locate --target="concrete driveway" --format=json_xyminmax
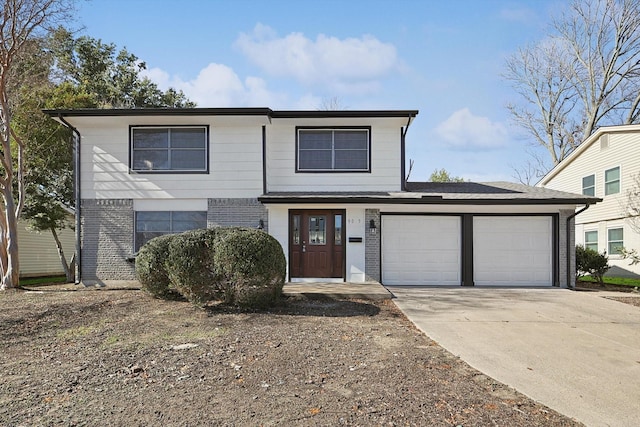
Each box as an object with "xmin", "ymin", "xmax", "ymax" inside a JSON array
[{"xmin": 388, "ymin": 287, "xmax": 640, "ymax": 427}]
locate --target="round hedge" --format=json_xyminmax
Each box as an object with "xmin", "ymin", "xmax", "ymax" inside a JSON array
[
  {"xmin": 164, "ymin": 228, "xmax": 221, "ymax": 306},
  {"xmin": 135, "ymin": 226, "xmax": 286, "ymax": 308},
  {"xmin": 136, "ymin": 233, "xmax": 176, "ymax": 298},
  {"xmin": 214, "ymin": 227, "xmax": 286, "ymax": 308}
]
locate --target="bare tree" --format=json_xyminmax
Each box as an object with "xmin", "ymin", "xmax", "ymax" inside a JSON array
[
  {"xmin": 511, "ymin": 151, "xmax": 550, "ymax": 185},
  {"xmin": 505, "ymin": 38, "xmax": 579, "ymax": 166},
  {"xmin": 317, "ymin": 96, "xmax": 348, "ymax": 111},
  {"xmin": 621, "ymin": 172, "xmax": 640, "ymax": 264},
  {"xmin": 506, "ymin": 0, "xmax": 640, "ymax": 172},
  {"xmin": 0, "ymin": 0, "xmax": 74, "ymax": 290},
  {"xmin": 555, "ymin": 0, "xmax": 640, "ymax": 136}
]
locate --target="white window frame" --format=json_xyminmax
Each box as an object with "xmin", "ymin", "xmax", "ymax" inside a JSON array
[
  {"xmin": 130, "ymin": 126, "xmax": 209, "ymax": 173},
  {"xmin": 604, "ymin": 166, "xmax": 620, "ymax": 196},
  {"xmin": 296, "ymin": 127, "xmax": 371, "ymax": 172},
  {"xmin": 582, "ymin": 174, "xmax": 595, "ymax": 196},
  {"xmin": 584, "ymin": 230, "xmax": 598, "ymax": 252},
  {"xmin": 607, "ymin": 227, "xmax": 624, "ymax": 256}
]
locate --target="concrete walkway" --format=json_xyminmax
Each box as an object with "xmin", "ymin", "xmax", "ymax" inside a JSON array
[
  {"xmin": 283, "ymin": 282, "xmax": 392, "ymax": 300},
  {"xmin": 388, "ymin": 287, "xmax": 640, "ymax": 427}
]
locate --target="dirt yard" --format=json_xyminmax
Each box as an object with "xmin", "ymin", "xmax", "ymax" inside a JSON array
[{"xmin": 0, "ymin": 288, "xmax": 586, "ymax": 426}]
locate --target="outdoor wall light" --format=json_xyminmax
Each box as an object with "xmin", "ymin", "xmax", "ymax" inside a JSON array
[
  {"xmin": 369, "ymin": 219, "xmax": 377, "ymax": 235},
  {"xmin": 257, "ymin": 219, "xmax": 264, "ymax": 230}
]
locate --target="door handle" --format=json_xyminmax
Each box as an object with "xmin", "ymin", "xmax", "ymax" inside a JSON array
[{"xmin": 302, "ymin": 245, "xmax": 306, "ymax": 253}]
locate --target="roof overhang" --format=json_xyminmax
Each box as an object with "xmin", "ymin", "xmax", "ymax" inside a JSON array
[{"xmin": 258, "ymin": 192, "xmax": 600, "ymax": 206}]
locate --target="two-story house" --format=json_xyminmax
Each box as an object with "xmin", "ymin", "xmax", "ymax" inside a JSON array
[
  {"xmin": 539, "ymin": 124, "xmax": 640, "ymax": 277},
  {"xmin": 45, "ymin": 108, "xmax": 597, "ymax": 288}
]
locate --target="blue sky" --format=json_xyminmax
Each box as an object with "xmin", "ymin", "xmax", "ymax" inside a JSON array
[{"xmin": 77, "ymin": 0, "xmax": 563, "ymax": 182}]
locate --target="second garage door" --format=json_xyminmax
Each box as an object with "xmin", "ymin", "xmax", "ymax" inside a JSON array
[
  {"xmin": 382, "ymin": 216, "xmax": 461, "ymax": 286},
  {"xmin": 473, "ymin": 216, "xmax": 553, "ymax": 286}
]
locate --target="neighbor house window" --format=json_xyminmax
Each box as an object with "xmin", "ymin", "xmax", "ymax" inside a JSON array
[
  {"xmin": 604, "ymin": 166, "xmax": 620, "ymax": 195},
  {"xmin": 297, "ymin": 128, "xmax": 370, "ymax": 172},
  {"xmin": 135, "ymin": 211, "xmax": 207, "ymax": 251},
  {"xmin": 131, "ymin": 126, "xmax": 208, "ymax": 172},
  {"xmin": 607, "ymin": 227, "xmax": 624, "ymax": 255},
  {"xmin": 584, "ymin": 230, "xmax": 598, "ymax": 252},
  {"xmin": 582, "ymin": 174, "xmax": 595, "ymax": 196}
]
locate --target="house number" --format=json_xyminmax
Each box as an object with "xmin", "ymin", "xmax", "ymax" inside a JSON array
[{"xmin": 348, "ymin": 219, "xmax": 362, "ymax": 224}]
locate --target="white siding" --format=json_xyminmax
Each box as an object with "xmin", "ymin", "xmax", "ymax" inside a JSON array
[
  {"xmin": 266, "ymin": 118, "xmax": 403, "ymax": 192},
  {"xmin": 576, "ymin": 220, "xmax": 640, "ymax": 276},
  {"xmin": 543, "ymin": 129, "xmax": 640, "ymax": 277},
  {"xmin": 543, "ymin": 131, "xmax": 640, "ymax": 225},
  {"xmin": 19, "ymin": 220, "xmax": 75, "ymax": 277},
  {"xmin": 70, "ymin": 116, "xmax": 265, "ymax": 200}
]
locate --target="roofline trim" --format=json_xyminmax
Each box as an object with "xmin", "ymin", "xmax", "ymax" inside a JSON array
[
  {"xmin": 257, "ymin": 195, "xmax": 600, "ymax": 206},
  {"xmin": 43, "ymin": 108, "xmax": 419, "ymax": 119},
  {"xmin": 42, "ymin": 108, "xmax": 274, "ymax": 117}
]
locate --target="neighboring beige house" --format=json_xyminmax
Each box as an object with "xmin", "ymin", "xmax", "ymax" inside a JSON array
[
  {"xmin": 45, "ymin": 108, "xmax": 596, "ymax": 288},
  {"xmin": 539, "ymin": 124, "xmax": 640, "ymax": 277},
  {"xmin": 18, "ymin": 220, "xmax": 75, "ymax": 278}
]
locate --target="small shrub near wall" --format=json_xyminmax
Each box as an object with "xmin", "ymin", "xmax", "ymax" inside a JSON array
[
  {"xmin": 214, "ymin": 227, "xmax": 286, "ymax": 308},
  {"xmin": 576, "ymin": 245, "xmax": 610, "ymax": 284},
  {"xmin": 136, "ymin": 234, "xmax": 176, "ymax": 298}
]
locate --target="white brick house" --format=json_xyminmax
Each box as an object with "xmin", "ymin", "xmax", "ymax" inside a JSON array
[
  {"xmin": 46, "ymin": 108, "xmax": 598, "ymax": 288},
  {"xmin": 539, "ymin": 124, "xmax": 640, "ymax": 277}
]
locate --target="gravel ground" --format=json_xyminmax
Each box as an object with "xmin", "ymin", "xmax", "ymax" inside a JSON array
[{"xmin": 0, "ymin": 289, "xmax": 584, "ymax": 426}]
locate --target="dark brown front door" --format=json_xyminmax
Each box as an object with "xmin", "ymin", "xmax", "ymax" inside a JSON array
[{"xmin": 290, "ymin": 210, "xmax": 345, "ymax": 278}]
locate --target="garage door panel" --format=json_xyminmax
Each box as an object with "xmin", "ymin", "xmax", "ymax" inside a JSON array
[
  {"xmin": 474, "ymin": 217, "xmax": 552, "ymax": 287},
  {"xmin": 382, "ymin": 216, "xmax": 461, "ymax": 286}
]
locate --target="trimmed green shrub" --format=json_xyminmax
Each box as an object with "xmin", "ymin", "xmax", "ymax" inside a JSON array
[
  {"xmin": 576, "ymin": 245, "xmax": 610, "ymax": 284},
  {"xmin": 214, "ymin": 227, "xmax": 286, "ymax": 308},
  {"xmin": 165, "ymin": 228, "xmax": 221, "ymax": 306},
  {"xmin": 136, "ymin": 234, "xmax": 176, "ymax": 298}
]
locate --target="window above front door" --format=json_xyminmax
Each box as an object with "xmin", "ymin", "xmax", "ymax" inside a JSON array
[{"xmin": 296, "ymin": 127, "xmax": 371, "ymax": 172}]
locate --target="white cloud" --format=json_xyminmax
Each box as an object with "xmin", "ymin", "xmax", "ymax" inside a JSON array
[
  {"xmin": 142, "ymin": 63, "xmax": 288, "ymax": 107},
  {"xmin": 234, "ymin": 23, "xmax": 399, "ymax": 94},
  {"xmin": 435, "ymin": 108, "xmax": 508, "ymax": 151}
]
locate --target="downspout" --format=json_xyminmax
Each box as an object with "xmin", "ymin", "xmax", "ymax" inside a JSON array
[
  {"xmin": 566, "ymin": 204, "xmax": 591, "ymax": 289},
  {"xmin": 58, "ymin": 115, "xmax": 82, "ymax": 285},
  {"xmin": 262, "ymin": 125, "xmax": 267, "ymax": 195},
  {"xmin": 400, "ymin": 115, "xmax": 413, "ymax": 191}
]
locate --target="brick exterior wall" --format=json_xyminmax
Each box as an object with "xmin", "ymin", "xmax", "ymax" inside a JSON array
[
  {"xmin": 559, "ymin": 209, "xmax": 576, "ymax": 288},
  {"xmin": 207, "ymin": 198, "xmax": 268, "ymax": 230},
  {"xmin": 80, "ymin": 198, "xmax": 268, "ymax": 282},
  {"xmin": 365, "ymin": 209, "xmax": 381, "ymax": 282},
  {"xmin": 81, "ymin": 199, "xmax": 136, "ymax": 282}
]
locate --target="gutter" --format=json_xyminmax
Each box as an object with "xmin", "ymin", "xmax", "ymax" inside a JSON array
[
  {"xmin": 57, "ymin": 115, "xmax": 82, "ymax": 285},
  {"xmin": 400, "ymin": 114, "xmax": 414, "ymax": 191},
  {"xmin": 566, "ymin": 204, "xmax": 591, "ymax": 289}
]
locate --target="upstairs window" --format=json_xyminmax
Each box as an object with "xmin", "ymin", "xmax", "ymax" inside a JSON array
[
  {"xmin": 582, "ymin": 174, "xmax": 595, "ymax": 196},
  {"xmin": 131, "ymin": 126, "xmax": 208, "ymax": 172},
  {"xmin": 604, "ymin": 166, "xmax": 620, "ymax": 195},
  {"xmin": 135, "ymin": 211, "xmax": 207, "ymax": 251},
  {"xmin": 297, "ymin": 128, "xmax": 370, "ymax": 172}
]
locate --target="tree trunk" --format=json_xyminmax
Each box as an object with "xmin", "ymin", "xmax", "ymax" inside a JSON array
[
  {"xmin": 1, "ymin": 189, "xmax": 20, "ymax": 290},
  {"xmin": 50, "ymin": 226, "xmax": 74, "ymax": 283}
]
